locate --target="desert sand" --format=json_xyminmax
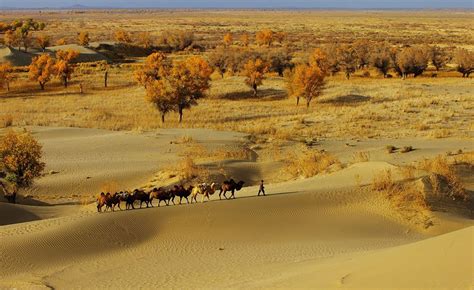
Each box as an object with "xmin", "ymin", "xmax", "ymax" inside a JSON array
[{"xmin": 0, "ymin": 127, "xmax": 472, "ymax": 289}]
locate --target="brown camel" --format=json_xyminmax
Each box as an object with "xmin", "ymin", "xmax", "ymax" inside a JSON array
[
  {"xmin": 133, "ymin": 189, "xmax": 151, "ymax": 208},
  {"xmin": 219, "ymin": 179, "xmax": 245, "ymax": 200},
  {"xmin": 171, "ymin": 185, "xmax": 193, "ymax": 204},
  {"xmin": 97, "ymin": 192, "xmax": 107, "ymax": 212},
  {"xmin": 149, "ymin": 187, "xmax": 175, "ymax": 207},
  {"xmin": 105, "ymin": 192, "xmax": 123, "ymax": 212}
]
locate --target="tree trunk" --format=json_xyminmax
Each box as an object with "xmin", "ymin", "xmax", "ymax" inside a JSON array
[
  {"xmin": 161, "ymin": 113, "xmax": 165, "ymax": 123},
  {"xmin": 252, "ymin": 84, "xmax": 258, "ymax": 97},
  {"xmin": 178, "ymin": 107, "xmax": 183, "ymax": 123},
  {"xmin": 306, "ymin": 100, "xmax": 310, "ymax": 108},
  {"xmin": 39, "ymin": 82, "xmax": 45, "ymax": 90},
  {"xmin": 296, "ymin": 96, "xmax": 300, "ymax": 106},
  {"xmin": 104, "ymin": 71, "xmax": 108, "ymax": 87},
  {"xmin": 6, "ymin": 81, "xmax": 9, "ymax": 92},
  {"xmin": 63, "ymin": 77, "xmax": 68, "ymax": 88}
]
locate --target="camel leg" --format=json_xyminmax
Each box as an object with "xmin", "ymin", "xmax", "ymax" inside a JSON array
[
  {"xmin": 179, "ymin": 197, "xmax": 183, "ymax": 204},
  {"xmin": 186, "ymin": 197, "xmax": 189, "ymax": 204},
  {"xmin": 231, "ymin": 189, "xmax": 235, "ymax": 199},
  {"xmin": 219, "ymin": 190, "xmax": 223, "ymax": 200},
  {"xmin": 223, "ymin": 191, "xmax": 227, "ymax": 199}
]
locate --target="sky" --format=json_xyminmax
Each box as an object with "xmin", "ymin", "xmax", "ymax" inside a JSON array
[{"xmin": 0, "ymin": 0, "xmax": 472, "ymax": 9}]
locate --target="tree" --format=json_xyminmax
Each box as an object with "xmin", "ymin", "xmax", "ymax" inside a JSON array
[
  {"xmin": 337, "ymin": 44, "xmax": 358, "ymax": 79},
  {"xmin": 4, "ymin": 30, "xmax": 19, "ymax": 49},
  {"xmin": 243, "ymin": 58, "xmax": 267, "ymax": 97},
  {"xmin": 145, "ymin": 79, "xmax": 175, "ymax": 123},
  {"xmin": 0, "ymin": 62, "xmax": 14, "ymax": 92},
  {"xmin": 159, "ymin": 30, "xmax": 194, "ymax": 51},
  {"xmin": 16, "ymin": 19, "xmax": 45, "ymax": 52},
  {"xmin": 322, "ymin": 44, "xmax": 340, "ymax": 76},
  {"xmin": 134, "ymin": 52, "xmax": 169, "ymax": 87},
  {"xmin": 136, "ymin": 53, "xmax": 213, "ymax": 122},
  {"xmin": 223, "ymin": 33, "xmax": 233, "ymax": 47},
  {"xmin": 396, "ymin": 46, "xmax": 430, "ymax": 79},
  {"xmin": 208, "ymin": 47, "xmax": 230, "ymax": 78},
  {"xmin": 309, "ymin": 48, "xmax": 329, "ymax": 75},
  {"xmin": 265, "ymin": 49, "xmax": 293, "ymax": 77},
  {"xmin": 429, "ymin": 45, "xmax": 448, "ymax": 71},
  {"xmin": 78, "ymin": 31, "xmax": 90, "ymax": 46},
  {"xmin": 54, "ymin": 49, "xmax": 79, "ymax": 88},
  {"xmin": 28, "ymin": 54, "xmax": 55, "ymax": 90},
  {"xmin": 171, "ymin": 56, "xmax": 213, "ymax": 122},
  {"xmin": 455, "ymin": 48, "xmax": 474, "ymax": 78},
  {"xmin": 240, "ymin": 33, "xmax": 250, "ymax": 47},
  {"xmin": 36, "ymin": 34, "xmax": 50, "ymax": 52},
  {"xmin": 370, "ymin": 42, "xmax": 392, "ymax": 78},
  {"xmin": 353, "ymin": 39, "xmax": 372, "ymax": 69},
  {"xmin": 256, "ymin": 29, "xmax": 274, "ymax": 47},
  {"xmin": 288, "ymin": 62, "xmax": 326, "ymax": 108},
  {"xmin": 114, "ymin": 29, "xmax": 132, "ymax": 44},
  {"xmin": 0, "ymin": 130, "xmax": 45, "ymax": 190}
]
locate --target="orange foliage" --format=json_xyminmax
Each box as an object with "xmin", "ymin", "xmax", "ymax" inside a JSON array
[
  {"xmin": 36, "ymin": 34, "xmax": 50, "ymax": 51},
  {"xmin": 256, "ymin": 29, "xmax": 274, "ymax": 46},
  {"xmin": 78, "ymin": 31, "xmax": 90, "ymax": 46},
  {"xmin": 0, "ymin": 62, "xmax": 14, "ymax": 91},
  {"xmin": 0, "ymin": 130, "xmax": 45, "ymax": 187},
  {"xmin": 54, "ymin": 49, "xmax": 79, "ymax": 88},
  {"xmin": 28, "ymin": 54, "xmax": 55, "ymax": 90},
  {"xmin": 243, "ymin": 58, "xmax": 268, "ymax": 97},
  {"xmin": 223, "ymin": 33, "xmax": 233, "ymax": 47}
]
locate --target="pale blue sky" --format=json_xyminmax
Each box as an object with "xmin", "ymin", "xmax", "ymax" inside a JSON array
[{"xmin": 0, "ymin": 0, "xmax": 472, "ymax": 9}]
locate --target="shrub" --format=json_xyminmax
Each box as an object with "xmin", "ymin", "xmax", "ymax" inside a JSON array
[
  {"xmin": 386, "ymin": 145, "xmax": 397, "ymax": 154},
  {"xmin": 286, "ymin": 150, "xmax": 341, "ymax": 178}
]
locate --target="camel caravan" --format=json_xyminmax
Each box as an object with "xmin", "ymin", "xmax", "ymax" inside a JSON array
[{"xmin": 97, "ymin": 179, "xmax": 245, "ymax": 212}]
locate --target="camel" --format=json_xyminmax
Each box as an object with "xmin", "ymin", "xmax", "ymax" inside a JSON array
[
  {"xmin": 191, "ymin": 182, "xmax": 218, "ymax": 203},
  {"xmin": 219, "ymin": 179, "xmax": 245, "ymax": 200},
  {"xmin": 124, "ymin": 191, "xmax": 136, "ymax": 210},
  {"xmin": 133, "ymin": 189, "xmax": 150, "ymax": 208},
  {"xmin": 171, "ymin": 185, "xmax": 193, "ymax": 204},
  {"xmin": 97, "ymin": 192, "xmax": 107, "ymax": 212},
  {"xmin": 105, "ymin": 192, "xmax": 123, "ymax": 212},
  {"xmin": 149, "ymin": 187, "xmax": 175, "ymax": 207},
  {"xmin": 0, "ymin": 180, "xmax": 17, "ymax": 204}
]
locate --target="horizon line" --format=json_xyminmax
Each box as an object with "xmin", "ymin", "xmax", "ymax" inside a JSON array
[{"xmin": 1, "ymin": 6, "xmax": 473, "ymax": 11}]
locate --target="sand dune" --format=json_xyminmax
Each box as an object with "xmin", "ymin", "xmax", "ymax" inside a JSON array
[
  {"xmin": 0, "ymin": 127, "xmax": 472, "ymax": 289},
  {"xmin": 1, "ymin": 166, "xmax": 472, "ymax": 288}
]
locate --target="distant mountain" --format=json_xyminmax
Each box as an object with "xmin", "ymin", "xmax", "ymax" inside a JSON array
[{"xmin": 66, "ymin": 4, "xmax": 91, "ymax": 9}]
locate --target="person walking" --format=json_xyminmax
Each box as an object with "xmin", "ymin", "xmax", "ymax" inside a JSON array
[{"xmin": 258, "ymin": 180, "xmax": 265, "ymax": 196}]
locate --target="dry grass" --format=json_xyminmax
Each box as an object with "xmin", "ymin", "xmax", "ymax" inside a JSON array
[
  {"xmin": 352, "ymin": 151, "xmax": 370, "ymax": 163},
  {"xmin": 285, "ymin": 149, "xmax": 341, "ymax": 178},
  {"xmin": 416, "ymin": 155, "xmax": 467, "ymax": 200},
  {"xmin": 161, "ymin": 156, "xmax": 210, "ymax": 184},
  {"xmin": 0, "ymin": 114, "xmax": 13, "ymax": 128},
  {"xmin": 372, "ymin": 169, "xmax": 432, "ymax": 227}
]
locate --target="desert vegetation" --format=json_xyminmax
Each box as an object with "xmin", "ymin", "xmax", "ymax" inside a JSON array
[{"xmin": 0, "ymin": 130, "xmax": 45, "ymax": 203}]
